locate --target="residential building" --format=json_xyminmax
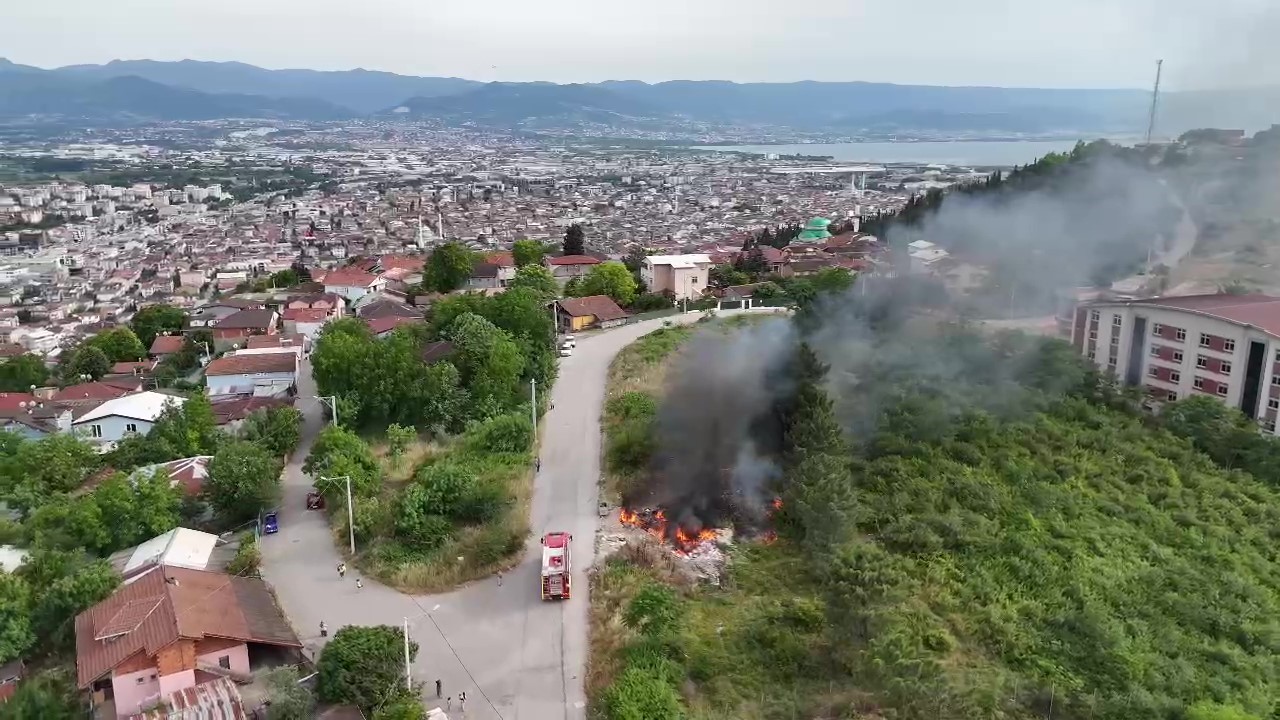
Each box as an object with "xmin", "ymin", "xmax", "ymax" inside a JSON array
[
  {"xmin": 210, "ymin": 309, "xmax": 278, "ymax": 342},
  {"xmin": 1072, "ymin": 293, "xmax": 1280, "ymax": 433},
  {"xmin": 72, "ymin": 391, "xmax": 185, "ymax": 449},
  {"xmin": 204, "ymin": 352, "xmax": 298, "ymax": 397},
  {"xmin": 556, "ymin": 295, "xmax": 631, "ymax": 332},
  {"xmin": 107, "ymin": 527, "xmax": 221, "ymax": 583},
  {"xmin": 148, "ymin": 335, "xmax": 185, "ymax": 359},
  {"xmin": 74, "ymin": 565, "xmax": 301, "ymax": 718},
  {"xmin": 906, "ymin": 240, "xmax": 949, "ymax": 274},
  {"xmin": 322, "ymin": 267, "xmax": 385, "ymax": 303},
  {"xmin": 641, "ymin": 254, "xmax": 713, "ymax": 301},
  {"xmin": 546, "ymin": 255, "xmax": 601, "ymax": 284}
]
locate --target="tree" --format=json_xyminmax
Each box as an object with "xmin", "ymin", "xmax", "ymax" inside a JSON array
[
  {"xmin": 444, "ymin": 313, "xmax": 526, "ymax": 414},
  {"xmin": 708, "ymin": 264, "xmax": 749, "ymax": 289},
  {"xmin": 386, "ymin": 423, "xmax": 415, "ymax": 463},
  {"xmin": 512, "ymin": 238, "xmax": 546, "ymax": 267},
  {"xmin": 0, "ymin": 572, "xmax": 33, "ymax": 663},
  {"xmin": 579, "ymin": 261, "xmax": 638, "ymax": 306},
  {"xmin": 65, "ymin": 345, "xmax": 110, "ymax": 381},
  {"xmin": 811, "ymin": 267, "xmax": 855, "ymax": 295},
  {"xmin": 0, "ymin": 354, "xmax": 48, "ymax": 391},
  {"xmin": 26, "ymin": 557, "xmax": 119, "ymax": 653},
  {"xmin": 130, "ymin": 304, "xmax": 187, "ymax": 349},
  {"xmin": 206, "ymin": 440, "xmax": 282, "ymax": 524},
  {"xmin": 305, "ymin": 426, "xmax": 381, "ymax": 497},
  {"xmin": 0, "ymin": 669, "xmax": 82, "ymax": 720},
  {"xmin": 259, "ymin": 667, "xmax": 315, "ymax": 720},
  {"xmin": 270, "ymin": 268, "xmax": 300, "ymax": 288},
  {"xmin": 23, "ymin": 497, "xmax": 108, "ymax": 553},
  {"xmin": 317, "ymin": 625, "xmax": 419, "ymax": 712},
  {"xmin": 240, "ymin": 406, "xmax": 303, "ymax": 458},
  {"xmin": 562, "ymin": 223, "xmax": 586, "ymax": 256},
  {"xmin": 147, "ymin": 392, "xmax": 220, "ymax": 460},
  {"xmin": 84, "ymin": 327, "xmax": 146, "ymax": 363},
  {"xmin": 0, "ymin": 433, "xmax": 98, "ymax": 516},
  {"xmin": 374, "ymin": 699, "xmax": 427, "ymax": 720},
  {"xmin": 621, "ymin": 246, "xmax": 647, "ymax": 274},
  {"xmin": 423, "ymin": 242, "xmax": 475, "ymax": 293},
  {"xmin": 91, "ymin": 470, "xmax": 182, "ymax": 552},
  {"xmin": 509, "ymin": 264, "xmax": 559, "ymax": 299}
]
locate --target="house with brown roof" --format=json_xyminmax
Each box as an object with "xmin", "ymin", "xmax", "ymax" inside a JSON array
[
  {"xmin": 546, "ymin": 255, "xmax": 601, "ymax": 284},
  {"xmin": 75, "ymin": 565, "xmax": 300, "ymax": 719},
  {"xmin": 556, "ymin": 295, "xmax": 631, "ymax": 332},
  {"xmin": 210, "ymin": 309, "xmax": 278, "ymax": 342},
  {"xmin": 323, "ymin": 267, "xmax": 385, "ymax": 303},
  {"xmin": 204, "ymin": 352, "xmax": 298, "ymax": 398},
  {"xmin": 148, "ymin": 335, "xmax": 186, "ymax": 359}
]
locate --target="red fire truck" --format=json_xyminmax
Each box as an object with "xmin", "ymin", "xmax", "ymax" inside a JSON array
[{"xmin": 540, "ymin": 532, "xmax": 572, "ymax": 600}]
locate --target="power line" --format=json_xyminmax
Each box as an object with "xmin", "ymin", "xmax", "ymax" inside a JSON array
[{"xmin": 410, "ymin": 597, "xmax": 507, "ymax": 720}]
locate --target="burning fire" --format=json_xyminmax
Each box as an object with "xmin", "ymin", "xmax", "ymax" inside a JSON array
[{"xmin": 619, "ymin": 507, "xmax": 717, "ymax": 553}]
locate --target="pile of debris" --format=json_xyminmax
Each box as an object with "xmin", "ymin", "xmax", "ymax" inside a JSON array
[{"xmin": 597, "ymin": 508, "xmax": 734, "ymax": 585}]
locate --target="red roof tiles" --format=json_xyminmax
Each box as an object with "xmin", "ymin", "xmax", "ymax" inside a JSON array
[
  {"xmin": 548, "ymin": 255, "xmax": 601, "ymax": 266},
  {"xmin": 205, "ymin": 353, "xmax": 297, "ymax": 377},
  {"xmin": 149, "ymin": 335, "xmax": 186, "ymax": 356},
  {"xmin": 557, "ymin": 295, "xmax": 630, "ymax": 322}
]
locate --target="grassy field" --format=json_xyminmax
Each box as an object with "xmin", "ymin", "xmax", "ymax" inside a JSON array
[{"xmin": 345, "ymin": 421, "xmax": 533, "ymax": 594}]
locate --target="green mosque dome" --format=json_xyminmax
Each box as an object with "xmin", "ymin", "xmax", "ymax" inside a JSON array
[{"xmin": 795, "ymin": 216, "xmax": 833, "ymax": 242}]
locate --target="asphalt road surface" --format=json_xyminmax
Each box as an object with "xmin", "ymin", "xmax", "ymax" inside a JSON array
[{"xmin": 260, "ymin": 308, "xmax": 784, "ymax": 719}]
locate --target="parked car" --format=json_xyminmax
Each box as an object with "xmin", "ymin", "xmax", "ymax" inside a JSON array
[
  {"xmin": 562, "ymin": 335, "xmax": 576, "ymax": 348},
  {"xmin": 558, "ymin": 346, "xmax": 573, "ymax": 357},
  {"xmin": 263, "ymin": 511, "xmax": 279, "ymax": 534}
]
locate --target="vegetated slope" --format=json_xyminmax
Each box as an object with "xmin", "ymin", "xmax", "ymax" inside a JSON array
[
  {"xmin": 594, "ymin": 317, "xmax": 1280, "ymax": 720},
  {"xmin": 0, "ymin": 64, "xmax": 350, "ymax": 121},
  {"xmin": 52, "ymin": 59, "xmax": 480, "ymax": 114},
  {"xmin": 390, "ymin": 82, "xmax": 664, "ymax": 125}
]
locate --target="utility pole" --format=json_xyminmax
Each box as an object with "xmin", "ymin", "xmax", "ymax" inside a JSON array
[
  {"xmin": 321, "ymin": 475, "xmax": 355, "ymax": 555},
  {"xmin": 1145, "ymin": 59, "xmax": 1164, "ymax": 145},
  {"xmin": 531, "ymin": 378, "xmax": 537, "ymax": 436},
  {"xmin": 402, "ymin": 617, "xmax": 412, "ymax": 692},
  {"xmin": 314, "ymin": 395, "xmax": 338, "ymax": 428}
]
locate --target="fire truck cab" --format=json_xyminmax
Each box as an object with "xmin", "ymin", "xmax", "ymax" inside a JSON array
[{"xmin": 540, "ymin": 532, "xmax": 573, "ymax": 600}]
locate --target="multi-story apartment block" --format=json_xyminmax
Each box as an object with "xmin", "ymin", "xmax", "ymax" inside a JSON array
[{"xmin": 1070, "ymin": 294, "xmax": 1280, "ymax": 434}]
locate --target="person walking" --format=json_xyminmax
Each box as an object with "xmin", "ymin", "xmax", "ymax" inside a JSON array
[
  {"xmin": 355, "ymin": 578, "xmax": 363, "ymax": 590},
  {"xmin": 497, "ymin": 571, "xmax": 503, "ymax": 587},
  {"xmin": 446, "ymin": 697, "xmax": 452, "ymax": 711},
  {"xmin": 337, "ymin": 562, "xmax": 346, "ymax": 578},
  {"xmin": 435, "ymin": 678, "xmax": 442, "ymax": 698},
  {"xmin": 459, "ymin": 691, "xmax": 467, "ymax": 713},
  {"xmin": 535, "ymin": 457, "xmax": 541, "ymax": 472},
  {"xmin": 319, "ymin": 621, "xmax": 328, "ymax": 638}
]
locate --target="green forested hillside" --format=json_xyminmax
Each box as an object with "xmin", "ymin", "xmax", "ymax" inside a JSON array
[{"xmin": 593, "ymin": 324, "xmax": 1280, "ymax": 720}]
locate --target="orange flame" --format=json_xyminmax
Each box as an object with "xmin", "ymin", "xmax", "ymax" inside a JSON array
[
  {"xmin": 618, "ymin": 507, "xmax": 716, "ymax": 553},
  {"xmin": 772, "ymin": 497, "xmax": 784, "ymax": 511}
]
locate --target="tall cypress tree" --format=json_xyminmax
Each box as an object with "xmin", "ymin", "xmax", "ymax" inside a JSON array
[{"xmin": 562, "ymin": 224, "xmax": 586, "ymax": 256}]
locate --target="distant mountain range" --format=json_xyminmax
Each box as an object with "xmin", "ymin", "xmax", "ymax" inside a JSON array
[{"xmin": 0, "ymin": 58, "xmax": 1276, "ymax": 136}]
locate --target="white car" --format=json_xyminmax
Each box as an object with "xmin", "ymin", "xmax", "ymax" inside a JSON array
[
  {"xmin": 559, "ymin": 346, "xmax": 573, "ymax": 357},
  {"xmin": 562, "ymin": 335, "xmax": 576, "ymax": 348}
]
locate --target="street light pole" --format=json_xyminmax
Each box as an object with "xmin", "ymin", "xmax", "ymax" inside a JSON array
[
  {"xmin": 402, "ymin": 617, "xmax": 413, "ymax": 692},
  {"xmin": 321, "ymin": 475, "xmax": 355, "ymax": 555},
  {"xmin": 530, "ymin": 378, "xmax": 537, "ymax": 437}
]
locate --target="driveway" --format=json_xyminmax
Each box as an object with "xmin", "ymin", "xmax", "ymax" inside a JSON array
[{"xmin": 260, "ymin": 308, "xmax": 784, "ymax": 719}]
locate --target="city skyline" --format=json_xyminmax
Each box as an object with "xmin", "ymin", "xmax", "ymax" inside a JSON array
[{"xmin": 6, "ymin": 0, "xmax": 1278, "ymax": 91}]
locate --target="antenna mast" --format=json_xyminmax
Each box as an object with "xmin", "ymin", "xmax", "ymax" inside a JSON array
[{"xmin": 1145, "ymin": 59, "xmax": 1164, "ymax": 145}]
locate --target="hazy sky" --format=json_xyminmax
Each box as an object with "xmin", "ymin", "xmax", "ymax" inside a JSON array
[{"xmin": 5, "ymin": 0, "xmax": 1277, "ymax": 89}]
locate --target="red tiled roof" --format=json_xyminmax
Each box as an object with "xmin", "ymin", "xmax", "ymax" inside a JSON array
[
  {"xmin": 246, "ymin": 334, "xmax": 306, "ymax": 350},
  {"xmin": 484, "ymin": 251, "xmax": 515, "ymax": 267},
  {"xmin": 367, "ymin": 315, "xmax": 422, "ymax": 335},
  {"xmin": 215, "ymin": 309, "xmax": 276, "ymax": 330},
  {"xmin": 205, "ymin": 353, "xmax": 297, "ymax": 377},
  {"xmin": 1096, "ymin": 293, "xmax": 1280, "ymax": 338},
  {"xmin": 282, "ymin": 308, "xmax": 329, "ymax": 323},
  {"xmin": 0, "ymin": 392, "xmax": 36, "ymax": 413},
  {"xmin": 0, "ymin": 343, "xmax": 28, "ymax": 358},
  {"xmin": 379, "ymin": 255, "xmax": 426, "ymax": 272},
  {"xmin": 51, "ymin": 381, "xmax": 137, "ymax": 403},
  {"xmin": 323, "ymin": 267, "xmax": 378, "ymax": 287},
  {"xmin": 110, "ymin": 361, "xmax": 157, "ymax": 375},
  {"xmin": 210, "ymin": 396, "xmax": 294, "ymax": 426},
  {"xmin": 75, "ymin": 566, "xmax": 300, "ymax": 687},
  {"xmin": 548, "ymin": 255, "xmax": 601, "ymax": 266},
  {"xmin": 557, "ymin": 295, "xmax": 631, "ymax": 322},
  {"xmin": 149, "ymin": 335, "xmax": 185, "ymax": 355}
]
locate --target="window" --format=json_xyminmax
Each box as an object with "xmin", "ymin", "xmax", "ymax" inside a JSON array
[
  {"xmin": 1090, "ymin": 310, "xmax": 1100, "ymax": 322},
  {"xmin": 1173, "ymin": 351, "xmax": 1183, "ymax": 363},
  {"xmin": 1151, "ymin": 322, "xmax": 1162, "ymax": 335},
  {"xmin": 1170, "ymin": 371, "xmax": 1181, "ymax": 383},
  {"xmin": 1197, "ymin": 356, "xmax": 1208, "ymax": 369},
  {"xmin": 1176, "ymin": 328, "xmax": 1186, "ymax": 341},
  {"xmin": 218, "ymin": 656, "xmax": 231, "ymax": 670},
  {"xmin": 1224, "ymin": 339, "xmax": 1236, "ymax": 353},
  {"xmin": 1217, "ymin": 384, "xmax": 1229, "ymax": 397},
  {"xmin": 125, "ymin": 423, "xmax": 138, "ymax": 434},
  {"xmin": 1110, "ymin": 335, "xmax": 1120, "ymax": 346},
  {"xmin": 1108, "ymin": 357, "xmax": 1117, "ymax": 367},
  {"xmin": 1087, "ymin": 350, "xmax": 1096, "ymax": 360},
  {"xmin": 136, "ymin": 677, "xmax": 146, "ymax": 685},
  {"xmin": 1147, "ymin": 366, "xmax": 1159, "ymax": 378},
  {"xmin": 1273, "ymin": 375, "xmax": 1280, "ymax": 386},
  {"xmin": 1089, "ymin": 330, "xmax": 1098, "ymax": 340},
  {"xmin": 1150, "ymin": 345, "xmax": 1161, "ymax": 357},
  {"xmin": 89, "ymin": 425, "xmax": 102, "ymax": 439},
  {"xmin": 1265, "ymin": 419, "xmax": 1277, "ymax": 433},
  {"xmin": 1167, "ymin": 391, "xmax": 1178, "ymax": 402},
  {"xmin": 1194, "ymin": 377, "xmax": 1205, "ymax": 390},
  {"xmin": 1220, "ymin": 361, "xmax": 1232, "ymax": 374},
  {"xmin": 1268, "ymin": 398, "xmax": 1279, "ymax": 410},
  {"xmin": 1113, "ymin": 315, "xmax": 1123, "ymax": 327},
  {"xmin": 1199, "ymin": 333, "xmax": 1211, "ymax": 348}
]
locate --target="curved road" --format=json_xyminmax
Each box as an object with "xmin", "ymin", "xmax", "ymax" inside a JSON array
[{"xmin": 260, "ymin": 308, "xmax": 783, "ymax": 718}]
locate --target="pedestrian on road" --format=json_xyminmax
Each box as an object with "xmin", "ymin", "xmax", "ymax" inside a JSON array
[
  {"xmin": 355, "ymin": 578, "xmax": 363, "ymax": 590},
  {"xmin": 446, "ymin": 697, "xmax": 452, "ymax": 711},
  {"xmin": 435, "ymin": 678, "xmax": 442, "ymax": 698},
  {"xmin": 319, "ymin": 621, "xmax": 327, "ymax": 638},
  {"xmin": 460, "ymin": 691, "xmax": 467, "ymax": 712},
  {"xmin": 535, "ymin": 457, "xmax": 541, "ymax": 472},
  {"xmin": 337, "ymin": 562, "xmax": 346, "ymax": 578},
  {"xmin": 497, "ymin": 571, "xmax": 503, "ymax": 587}
]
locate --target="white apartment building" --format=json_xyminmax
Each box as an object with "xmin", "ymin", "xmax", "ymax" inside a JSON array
[
  {"xmin": 641, "ymin": 254, "xmax": 713, "ymax": 301},
  {"xmin": 1071, "ymin": 294, "xmax": 1280, "ymax": 434}
]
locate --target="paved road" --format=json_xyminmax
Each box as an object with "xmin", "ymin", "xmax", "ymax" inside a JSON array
[{"xmin": 260, "ymin": 309, "xmax": 782, "ymax": 719}]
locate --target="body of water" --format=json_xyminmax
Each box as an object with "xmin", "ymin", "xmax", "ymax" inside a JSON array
[{"xmin": 693, "ymin": 140, "xmax": 1102, "ymax": 167}]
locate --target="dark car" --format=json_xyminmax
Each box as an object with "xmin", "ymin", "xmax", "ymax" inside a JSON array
[{"xmin": 263, "ymin": 511, "xmax": 279, "ymax": 534}]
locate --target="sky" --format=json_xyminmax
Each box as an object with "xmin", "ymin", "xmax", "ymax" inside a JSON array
[{"xmin": 5, "ymin": 0, "xmax": 1278, "ymax": 90}]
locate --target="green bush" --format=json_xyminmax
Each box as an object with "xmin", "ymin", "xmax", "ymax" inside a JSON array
[
  {"xmin": 394, "ymin": 509, "xmax": 453, "ymax": 550},
  {"xmin": 459, "ymin": 524, "xmax": 524, "ymax": 566},
  {"xmin": 465, "ymin": 412, "xmax": 533, "ymax": 454},
  {"xmin": 601, "ymin": 667, "xmax": 685, "ymax": 720},
  {"xmin": 226, "ymin": 537, "xmax": 261, "ymax": 577},
  {"xmin": 606, "ymin": 420, "xmax": 655, "ymax": 474},
  {"xmin": 408, "ymin": 463, "xmax": 478, "ymax": 518},
  {"xmin": 606, "ymin": 392, "xmax": 656, "ymax": 423},
  {"xmin": 454, "ymin": 478, "xmax": 510, "ymax": 524}
]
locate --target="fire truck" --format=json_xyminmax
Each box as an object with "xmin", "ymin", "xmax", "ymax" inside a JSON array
[{"xmin": 540, "ymin": 532, "xmax": 573, "ymax": 600}]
